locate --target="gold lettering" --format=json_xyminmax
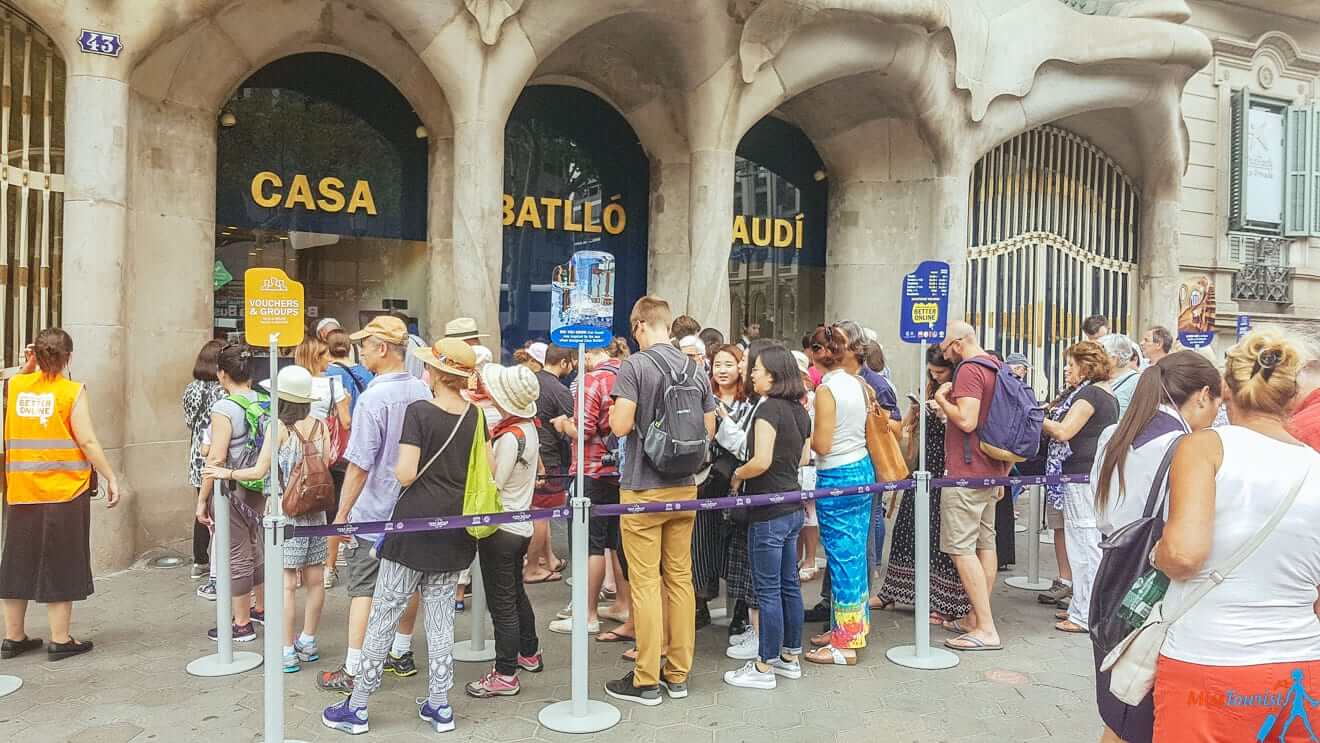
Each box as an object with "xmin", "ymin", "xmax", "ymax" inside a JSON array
[
  {"xmin": 795, "ymin": 213, "xmax": 804, "ymax": 249},
  {"xmin": 502, "ymin": 194, "xmax": 515, "ymax": 226},
  {"xmin": 316, "ymin": 177, "xmax": 347, "ymax": 212},
  {"xmin": 539, "ymin": 197, "xmax": 562, "ymax": 229},
  {"xmin": 515, "ymin": 196, "xmax": 542, "ymax": 229},
  {"xmin": 732, "ymin": 215, "xmax": 750, "ymax": 245},
  {"xmin": 347, "ymin": 180, "xmax": 378, "ymax": 215},
  {"xmin": 285, "ymin": 174, "xmax": 317, "ymax": 211},
  {"xmin": 773, "ymin": 219, "xmax": 793, "ymax": 248},
  {"xmin": 251, "ymin": 171, "xmax": 282, "ymax": 208},
  {"xmin": 563, "ymin": 199, "xmax": 583, "ymax": 232},
  {"xmin": 603, "ymin": 198, "xmax": 626, "ymax": 235},
  {"xmin": 751, "ymin": 217, "xmax": 772, "ymax": 247},
  {"xmin": 583, "ymin": 200, "xmax": 602, "ymax": 234}
]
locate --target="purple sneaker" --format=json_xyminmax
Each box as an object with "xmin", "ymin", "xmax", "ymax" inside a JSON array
[
  {"xmin": 249, "ymin": 609, "xmax": 265, "ymax": 626},
  {"xmin": 322, "ymin": 699, "xmax": 369, "ymax": 735},
  {"xmin": 417, "ymin": 698, "xmax": 456, "ymax": 733},
  {"xmin": 208, "ymin": 623, "xmax": 256, "ymax": 643}
]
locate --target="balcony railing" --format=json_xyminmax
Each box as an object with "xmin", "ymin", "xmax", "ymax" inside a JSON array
[{"xmin": 1232, "ymin": 264, "xmax": 1294, "ymax": 304}]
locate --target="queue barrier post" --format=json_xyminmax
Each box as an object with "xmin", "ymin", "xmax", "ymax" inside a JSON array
[
  {"xmin": 187, "ymin": 480, "xmax": 263, "ymax": 677},
  {"xmin": 1006, "ymin": 484, "xmax": 1052, "ymax": 591},
  {"xmin": 885, "ymin": 471, "xmax": 959, "ymax": 670},
  {"xmin": 453, "ymin": 556, "xmax": 496, "ymax": 663},
  {"xmin": 0, "ymin": 674, "xmax": 19, "ymax": 697}
]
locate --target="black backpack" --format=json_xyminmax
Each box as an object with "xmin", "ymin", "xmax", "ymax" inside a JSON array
[{"xmin": 638, "ymin": 350, "xmax": 709, "ymax": 477}]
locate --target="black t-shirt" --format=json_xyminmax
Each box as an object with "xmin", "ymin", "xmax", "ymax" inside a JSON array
[
  {"xmin": 746, "ymin": 397, "xmax": 811, "ymax": 523},
  {"xmin": 535, "ymin": 371, "xmax": 573, "ymax": 472},
  {"xmin": 378, "ymin": 401, "xmax": 480, "ymax": 574},
  {"xmin": 1064, "ymin": 385, "xmax": 1119, "ymax": 475}
]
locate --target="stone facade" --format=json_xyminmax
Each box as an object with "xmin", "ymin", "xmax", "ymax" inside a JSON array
[{"xmin": 3, "ymin": 0, "xmax": 1229, "ymax": 569}]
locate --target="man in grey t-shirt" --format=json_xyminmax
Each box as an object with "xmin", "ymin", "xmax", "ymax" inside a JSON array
[{"xmin": 604, "ymin": 297, "xmax": 715, "ymax": 706}]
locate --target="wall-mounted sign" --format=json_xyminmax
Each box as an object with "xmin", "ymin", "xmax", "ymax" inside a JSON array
[
  {"xmin": 900, "ymin": 260, "xmax": 951, "ymax": 344},
  {"xmin": 1177, "ymin": 275, "xmax": 1216, "ymax": 349},
  {"xmin": 78, "ymin": 30, "xmax": 122, "ymax": 57},
  {"xmin": 245, "ymin": 268, "xmax": 305, "ymax": 347},
  {"xmin": 549, "ymin": 251, "xmax": 615, "ymax": 348},
  {"xmin": 250, "ymin": 172, "xmax": 377, "ymax": 215},
  {"xmin": 502, "ymin": 194, "xmax": 626, "ymax": 235},
  {"xmin": 731, "ymin": 214, "xmax": 804, "ymax": 250}
]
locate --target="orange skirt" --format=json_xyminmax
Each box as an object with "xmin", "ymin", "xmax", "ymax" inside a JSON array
[{"xmin": 1154, "ymin": 655, "xmax": 1320, "ymax": 742}]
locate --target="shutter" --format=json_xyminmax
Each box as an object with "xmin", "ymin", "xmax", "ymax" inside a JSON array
[
  {"xmin": 1229, "ymin": 88, "xmax": 1250, "ymax": 231},
  {"xmin": 1285, "ymin": 104, "xmax": 1311, "ymax": 236},
  {"xmin": 1312, "ymin": 101, "xmax": 1320, "ymax": 238}
]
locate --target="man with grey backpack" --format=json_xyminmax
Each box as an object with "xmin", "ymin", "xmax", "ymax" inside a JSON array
[{"xmin": 605, "ymin": 296, "xmax": 716, "ymax": 707}]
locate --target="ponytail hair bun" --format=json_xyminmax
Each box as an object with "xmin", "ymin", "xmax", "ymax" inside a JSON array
[
  {"xmin": 1225, "ymin": 330, "xmax": 1306, "ymax": 417},
  {"xmin": 32, "ymin": 328, "xmax": 72, "ymax": 377}
]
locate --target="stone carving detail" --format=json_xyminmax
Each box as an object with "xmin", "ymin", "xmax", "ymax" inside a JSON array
[
  {"xmin": 465, "ymin": 0, "xmax": 525, "ymax": 46},
  {"xmin": 1057, "ymin": 0, "xmax": 1191, "ymax": 22}
]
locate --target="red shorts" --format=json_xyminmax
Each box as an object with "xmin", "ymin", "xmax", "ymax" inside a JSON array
[{"xmin": 532, "ymin": 478, "xmax": 567, "ymax": 509}]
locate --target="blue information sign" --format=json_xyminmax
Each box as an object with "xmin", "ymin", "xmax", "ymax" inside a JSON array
[
  {"xmin": 549, "ymin": 250, "xmax": 615, "ymax": 349},
  {"xmin": 78, "ymin": 30, "xmax": 123, "ymax": 58},
  {"xmin": 1236, "ymin": 314, "xmax": 1252, "ymax": 341},
  {"xmin": 900, "ymin": 260, "xmax": 951, "ymax": 344}
]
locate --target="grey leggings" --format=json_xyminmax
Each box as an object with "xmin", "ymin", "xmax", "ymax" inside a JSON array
[{"xmin": 349, "ymin": 559, "xmax": 460, "ymax": 711}]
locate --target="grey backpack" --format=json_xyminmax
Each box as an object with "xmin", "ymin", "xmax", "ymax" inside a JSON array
[{"xmin": 639, "ymin": 350, "xmax": 708, "ymax": 477}]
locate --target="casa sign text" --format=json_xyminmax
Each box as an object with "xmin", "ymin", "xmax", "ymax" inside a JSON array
[{"xmin": 249, "ymin": 172, "xmax": 378, "ymax": 215}]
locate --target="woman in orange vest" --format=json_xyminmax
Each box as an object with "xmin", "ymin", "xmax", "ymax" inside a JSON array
[{"xmin": 0, "ymin": 329, "xmax": 120, "ymax": 661}]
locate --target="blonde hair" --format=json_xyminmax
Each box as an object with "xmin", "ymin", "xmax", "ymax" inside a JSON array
[
  {"xmin": 1224, "ymin": 329, "xmax": 1306, "ymax": 417},
  {"xmin": 629, "ymin": 296, "xmax": 672, "ymax": 332},
  {"xmin": 294, "ymin": 336, "xmax": 329, "ymax": 373}
]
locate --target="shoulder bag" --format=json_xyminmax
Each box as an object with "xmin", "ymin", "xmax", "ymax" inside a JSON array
[
  {"xmin": 855, "ymin": 375, "xmax": 909, "ymax": 484},
  {"xmin": 378, "ymin": 404, "xmax": 472, "ymax": 555},
  {"xmin": 463, "ymin": 406, "xmax": 503, "ymax": 539},
  {"xmin": 1102, "ymin": 461, "xmax": 1314, "ymax": 705}
]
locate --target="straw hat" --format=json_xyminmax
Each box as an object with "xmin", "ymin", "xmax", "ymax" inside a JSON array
[
  {"xmin": 350, "ymin": 315, "xmax": 409, "ymax": 345},
  {"xmin": 481, "ymin": 363, "xmax": 540, "ymax": 418},
  {"xmin": 443, "ymin": 317, "xmax": 489, "ymax": 341},
  {"xmin": 261, "ymin": 364, "xmax": 319, "ymax": 404},
  {"xmin": 415, "ymin": 338, "xmax": 477, "ymax": 378}
]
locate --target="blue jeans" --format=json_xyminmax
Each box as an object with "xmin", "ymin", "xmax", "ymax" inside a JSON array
[{"xmin": 749, "ymin": 509, "xmax": 805, "ymax": 662}]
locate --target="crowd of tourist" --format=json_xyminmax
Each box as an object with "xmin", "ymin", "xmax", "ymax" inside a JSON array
[{"xmin": 3, "ymin": 299, "xmax": 1319, "ymax": 743}]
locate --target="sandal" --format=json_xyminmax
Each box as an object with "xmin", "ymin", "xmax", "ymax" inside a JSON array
[
  {"xmin": 523, "ymin": 571, "xmax": 563, "ymax": 585},
  {"xmin": 942, "ymin": 618, "xmax": 973, "ymax": 635},
  {"xmin": 929, "ymin": 612, "xmax": 949, "ymax": 626},
  {"xmin": 945, "ymin": 633, "xmax": 1002, "ymax": 652},
  {"xmin": 805, "ymin": 646, "xmax": 857, "ymax": 666},
  {"xmin": 1054, "ymin": 610, "xmax": 1069, "ymax": 621},
  {"xmin": 622, "ymin": 647, "xmax": 638, "ymax": 662},
  {"xmin": 1055, "ymin": 619, "xmax": 1087, "ymax": 634},
  {"xmin": 596, "ymin": 630, "xmax": 635, "ymax": 643},
  {"xmin": 869, "ymin": 597, "xmax": 894, "ymax": 611},
  {"xmin": 809, "ymin": 630, "xmax": 834, "ymax": 647}
]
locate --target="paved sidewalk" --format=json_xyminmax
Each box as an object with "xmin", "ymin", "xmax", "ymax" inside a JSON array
[{"xmin": 0, "ymin": 524, "xmax": 1099, "ymax": 742}]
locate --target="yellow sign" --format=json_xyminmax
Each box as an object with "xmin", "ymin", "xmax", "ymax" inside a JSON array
[
  {"xmin": 250, "ymin": 172, "xmax": 378, "ymax": 215},
  {"xmin": 244, "ymin": 268, "xmax": 305, "ymax": 347},
  {"xmin": 731, "ymin": 214, "xmax": 804, "ymax": 250},
  {"xmin": 502, "ymin": 194, "xmax": 626, "ymax": 235}
]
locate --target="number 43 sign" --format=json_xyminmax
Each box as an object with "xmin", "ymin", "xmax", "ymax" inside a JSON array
[{"xmin": 78, "ymin": 30, "xmax": 122, "ymax": 58}]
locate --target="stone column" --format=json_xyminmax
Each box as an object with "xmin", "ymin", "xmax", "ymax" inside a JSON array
[
  {"xmin": 686, "ymin": 149, "xmax": 735, "ymax": 330},
  {"xmin": 646, "ymin": 157, "xmax": 692, "ymax": 311},
  {"xmin": 1137, "ymin": 181, "xmax": 1182, "ymax": 337},
  {"xmin": 449, "ymin": 119, "xmax": 506, "ymax": 350},
  {"xmin": 426, "ymin": 129, "xmax": 457, "ymax": 340},
  {"xmin": 63, "ymin": 72, "xmax": 134, "ymax": 569}
]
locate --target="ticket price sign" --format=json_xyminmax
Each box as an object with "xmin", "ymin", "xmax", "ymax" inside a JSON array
[
  {"xmin": 900, "ymin": 260, "xmax": 951, "ymax": 344},
  {"xmin": 244, "ymin": 268, "xmax": 305, "ymax": 348}
]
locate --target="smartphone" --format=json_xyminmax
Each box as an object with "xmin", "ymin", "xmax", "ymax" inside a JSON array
[{"xmin": 906, "ymin": 394, "xmax": 922, "ymax": 406}]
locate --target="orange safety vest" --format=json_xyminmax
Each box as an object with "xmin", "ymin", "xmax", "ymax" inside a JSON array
[{"xmin": 4, "ymin": 372, "xmax": 92, "ymax": 504}]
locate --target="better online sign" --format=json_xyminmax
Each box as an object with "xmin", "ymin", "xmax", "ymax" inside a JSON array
[{"xmin": 245, "ymin": 268, "xmax": 305, "ymax": 347}]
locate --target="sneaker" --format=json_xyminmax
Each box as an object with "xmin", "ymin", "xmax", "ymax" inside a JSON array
[
  {"xmin": 549, "ymin": 617, "xmax": 600, "ymax": 635},
  {"xmin": 726, "ymin": 632, "xmax": 759, "ymax": 661},
  {"xmin": 322, "ymin": 699, "xmax": 369, "ymax": 735},
  {"xmin": 191, "ymin": 563, "xmax": 209, "ymax": 579},
  {"xmin": 317, "ymin": 666, "xmax": 356, "ymax": 695},
  {"xmin": 555, "ymin": 603, "xmax": 573, "ymax": 620},
  {"xmin": 249, "ymin": 609, "xmax": 265, "ymax": 626},
  {"xmin": 336, "ymin": 550, "xmax": 349, "ymax": 568},
  {"xmin": 323, "ymin": 568, "xmax": 339, "ymax": 590},
  {"xmin": 455, "ymin": 600, "xmax": 466, "ymax": 613},
  {"xmin": 295, "ymin": 638, "xmax": 320, "ymax": 663},
  {"xmin": 728, "ymin": 627, "xmax": 753, "ymax": 647},
  {"xmin": 659, "ymin": 677, "xmax": 688, "ymax": 699},
  {"xmin": 517, "ymin": 652, "xmax": 544, "ymax": 673},
  {"xmin": 466, "ymin": 669, "xmax": 521, "ymax": 698},
  {"xmin": 724, "ymin": 660, "xmax": 776, "ymax": 690},
  {"xmin": 767, "ymin": 656, "xmax": 802, "ymax": 679},
  {"xmin": 417, "ymin": 698, "xmax": 456, "ymax": 733},
  {"xmin": 208, "ymin": 623, "xmax": 257, "ymax": 643},
  {"xmin": 385, "ymin": 651, "xmax": 418, "ymax": 678},
  {"xmin": 604, "ymin": 671, "xmax": 662, "ymax": 707},
  {"xmin": 283, "ymin": 648, "xmax": 301, "ymax": 674},
  {"xmin": 196, "ymin": 581, "xmax": 217, "ymax": 601},
  {"xmin": 1037, "ymin": 579, "xmax": 1073, "ymax": 605}
]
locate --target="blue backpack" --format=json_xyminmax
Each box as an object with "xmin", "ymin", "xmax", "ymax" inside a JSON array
[{"xmin": 956, "ymin": 357, "xmax": 1043, "ymax": 464}]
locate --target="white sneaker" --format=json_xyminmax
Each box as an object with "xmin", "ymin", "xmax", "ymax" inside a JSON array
[
  {"xmin": 549, "ymin": 617, "xmax": 600, "ymax": 635},
  {"xmin": 726, "ymin": 632, "xmax": 759, "ymax": 660},
  {"xmin": 556, "ymin": 604, "xmax": 573, "ymax": 620},
  {"xmin": 767, "ymin": 656, "xmax": 802, "ymax": 679},
  {"xmin": 728, "ymin": 628, "xmax": 753, "ymax": 647},
  {"xmin": 723, "ymin": 660, "xmax": 775, "ymax": 690}
]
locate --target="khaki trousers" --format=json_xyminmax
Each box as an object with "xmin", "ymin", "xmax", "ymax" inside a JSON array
[{"xmin": 620, "ymin": 485, "xmax": 697, "ymax": 687}]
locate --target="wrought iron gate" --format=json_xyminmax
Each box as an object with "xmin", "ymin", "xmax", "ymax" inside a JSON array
[
  {"xmin": 0, "ymin": 6, "xmax": 63, "ymax": 367},
  {"xmin": 967, "ymin": 125, "xmax": 1138, "ymax": 394}
]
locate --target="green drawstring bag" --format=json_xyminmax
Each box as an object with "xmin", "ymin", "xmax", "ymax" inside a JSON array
[{"xmin": 464, "ymin": 407, "xmax": 501, "ymax": 539}]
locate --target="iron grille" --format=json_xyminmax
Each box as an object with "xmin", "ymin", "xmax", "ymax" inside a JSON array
[{"xmin": 1233, "ymin": 264, "xmax": 1294, "ymax": 303}]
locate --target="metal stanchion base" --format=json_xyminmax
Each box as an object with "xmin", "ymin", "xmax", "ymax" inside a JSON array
[
  {"xmin": 186, "ymin": 651, "xmax": 263, "ymax": 677},
  {"xmin": 1040, "ymin": 531, "xmax": 1055, "ymax": 545},
  {"xmin": 0, "ymin": 674, "xmax": 21, "ymax": 697},
  {"xmin": 1005, "ymin": 576, "xmax": 1054, "ymax": 591},
  {"xmin": 886, "ymin": 645, "xmax": 960, "ymax": 670},
  {"xmin": 452, "ymin": 641, "xmax": 496, "ymax": 663},
  {"xmin": 538, "ymin": 699, "xmax": 621, "ymax": 734},
  {"xmin": 255, "ymin": 738, "xmax": 310, "ymax": 743}
]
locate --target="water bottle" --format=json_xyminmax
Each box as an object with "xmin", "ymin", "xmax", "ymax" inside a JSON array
[{"xmin": 1118, "ymin": 569, "xmax": 1170, "ymax": 629}]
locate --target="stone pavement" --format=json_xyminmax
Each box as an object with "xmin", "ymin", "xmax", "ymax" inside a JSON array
[{"xmin": 0, "ymin": 523, "xmax": 1100, "ymax": 742}]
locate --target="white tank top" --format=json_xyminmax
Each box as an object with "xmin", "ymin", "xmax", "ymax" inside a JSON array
[
  {"xmin": 817, "ymin": 369, "xmax": 868, "ymax": 471},
  {"xmin": 1161, "ymin": 425, "xmax": 1320, "ymax": 666}
]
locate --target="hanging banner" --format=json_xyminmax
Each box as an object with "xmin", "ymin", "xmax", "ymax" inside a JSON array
[
  {"xmin": 245, "ymin": 268, "xmax": 305, "ymax": 347},
  {"xmin": 900, "ymin": 260, "xmax": 951, "ymax": 344},
  {"xmin": 1177, "ymin": 276, "xmax": 1216, "ymax": 349},
  {"xmin": 549, "ymin": 251, "xmax": 615, "ymax": 348}
]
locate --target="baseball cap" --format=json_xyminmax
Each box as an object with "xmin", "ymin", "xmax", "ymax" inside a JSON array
[{"xmin": 349, "ymin": 315, "xmax": 409, "ymax": 345}]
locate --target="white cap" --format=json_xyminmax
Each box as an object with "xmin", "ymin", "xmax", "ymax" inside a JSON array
[
  {"xmin": 527, "ymin": 342, "xmax": 548, "ymax": 366},
  {"xmin": 678, "ymin": 335, "xmax": 706, "ymax": 357}
]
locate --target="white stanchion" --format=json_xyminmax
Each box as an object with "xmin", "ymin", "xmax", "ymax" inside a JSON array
[
  {"xmin": 887, "ymin": 337, "xmax": 959, "ymax": 670},
  {"xmin": 539, "ymin": 341, "xmax": 620, "ymax": 734},
  {"xmin": 1006, "ymin": 484, "xmax": 1052, "ymax": 591},
  {"xmin": 0, "ymin": 675, "xmax": 20, "ymax": 697},
  {"xmin": 453, "ymin": 556, "xmax": 496, "ymax": 663},
  {"xmin": 187, "ymin": 480, "xmax": 263, "ymax": 677}
]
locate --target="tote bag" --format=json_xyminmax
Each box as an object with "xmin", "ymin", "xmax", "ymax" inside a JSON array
[
  {"xmin": 856, "ymin": 376, "xmax": 909, "ymax": 483},
  {"xmin": 463, "ymin": 407, "xmax": 502, "ymax": 539}
]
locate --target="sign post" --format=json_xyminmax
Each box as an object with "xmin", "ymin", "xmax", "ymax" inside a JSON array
[
  {"xmin": 244, "ymin": 268, "xmax": 307, "ymax": 743},
  {"xmin": 540, "ymin": 252, "xmax": 621, "ymax": 734},
  {"xmin": 887, "ymin": 260, "xmax": 959, "ymax": 671}
]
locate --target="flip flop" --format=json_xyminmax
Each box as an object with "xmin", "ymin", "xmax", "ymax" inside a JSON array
[
  {"xmin": 944, "ymin": 634, "xmax": 1002, "ymax": 652},
  {"xmin": 622, "ymin": 647, "xmax": 638, "ymax": 662},
  {"xmin": 548, "ymin": 558, "xmax": 568, "ymax": 574},
  {"xmin": 805, "ymin": 646, "xmax": 857, "ymax": 666},
  {"xmin": 941, "ymin": 618, "xmax": 973, "ymax": 635},
  {"xmin": 1055, "ymin": 620, "xmax": 1088, "ymax": 634},
  {"xmin": 596, "ymin": 630, "xmax": 635, "ymax": 643},
  {"xmin": 1054, "ymin": 610, "xmax": 1069, "ymax": 621},
  {"xmin": 809, "ymin": 631, "xmax": 833, "ymax": 648},
  {"xmin": 524, "ymin": 571, "xmax": 563, "ymax": 585},
  {"xmin": 869, "ymin": 597, "xmax": 895, "ymax": 611}
]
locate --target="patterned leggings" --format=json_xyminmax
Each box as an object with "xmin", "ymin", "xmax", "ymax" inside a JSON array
[{"xmin": 349, "ymin": 559, "xmax": 460, "ymax": 711}]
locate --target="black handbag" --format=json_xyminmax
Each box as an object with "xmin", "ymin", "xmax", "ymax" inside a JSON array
[{"xmin": 1088, "ymin": 434, "xmax": 1185, "ymax": 658}]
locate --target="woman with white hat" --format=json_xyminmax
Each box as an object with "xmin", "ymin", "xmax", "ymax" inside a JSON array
[
  {"xmin": 466, "ymin": 363, "xmax": 545, "ymax": 698},
  {"xmin": 205, "ymin": 364, "xmax": 333, "ymax": 674}
]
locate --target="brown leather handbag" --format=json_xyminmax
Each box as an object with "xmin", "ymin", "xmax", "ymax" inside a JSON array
[{"xmin": 856, "ymin": 377, "xmax": 910, "ymax": 484}]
